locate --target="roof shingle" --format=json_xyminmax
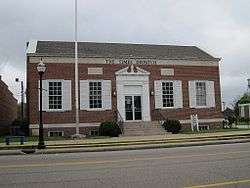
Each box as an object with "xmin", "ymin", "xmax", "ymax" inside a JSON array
[{"xmin": 29, "ymin": 40, "xmax": 220, "ymax": 61}]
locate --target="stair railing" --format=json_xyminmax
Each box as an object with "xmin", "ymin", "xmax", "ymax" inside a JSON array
[
  {"xmin": 155, "ymin": 109, "xmax": 168, "ymax": 126},
  {"xmin": 116, "ymin": 110, "xmax": 124, "ymax": 134}
]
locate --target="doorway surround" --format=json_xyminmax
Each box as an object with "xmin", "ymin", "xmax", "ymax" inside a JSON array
[{"xmin": 115, "ymin": 65, "xmax": 151, "ymax": 122}]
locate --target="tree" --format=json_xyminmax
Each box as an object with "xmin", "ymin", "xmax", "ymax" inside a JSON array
[{"xmin": 233, "ymin": 93, "xmax": 250, "ymax": 118}]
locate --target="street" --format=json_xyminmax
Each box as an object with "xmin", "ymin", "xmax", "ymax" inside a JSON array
[{"xmin": 0, "ymin": 143, "xmax": 249, "ymax": 188}]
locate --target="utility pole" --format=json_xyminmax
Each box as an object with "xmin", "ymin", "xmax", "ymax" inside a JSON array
[
  {"xmin": 15, "ymin": 78, "xmax": 24, "ymax": 134},
  {"xmin": 247, "ymin": 78, "xmax": 250, "ymax": 94},
  {"xmin": 21, "ymin": 81, "xmax": 24, "ymax": 125}
]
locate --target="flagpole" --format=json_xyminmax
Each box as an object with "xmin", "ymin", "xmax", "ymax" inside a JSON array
[{"xmin": 74, "ymin": 0, "xmax": 80, "ymax": 135}]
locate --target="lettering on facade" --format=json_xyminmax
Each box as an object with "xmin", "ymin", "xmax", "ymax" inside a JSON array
[{"xmin": 105, "ymin": 59, "xmax": 157, "ymax": 65}]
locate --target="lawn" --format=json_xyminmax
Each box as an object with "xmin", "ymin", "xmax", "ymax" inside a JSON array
[
  {"xmin": 237, "ymin": 121, "xmax": 250, "ymax": 125},
  {"xmin": 0, "ymin": 135, "xmax": 110, "ymax": 144},
  {"xmin": 181, "ymin": 128, "xmax": 250, "ymax": 134}
]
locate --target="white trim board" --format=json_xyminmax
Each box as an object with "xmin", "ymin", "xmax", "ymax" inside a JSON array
[
  {"xmin": 30, "ymin": 123, "xmax": 100, "ymax": 129},
  {"xmin": 29, "ymin": 57, "xmax": 219, "ymax": 67},
  {"xmin": 26, "ymin": 40, "xmax": 37, "ymax": 54},
  {"xmin": 238, "ymin": 103, "xmax": 250, "ymax": 107},
  {"xmin": 180, "ymin": 118, "xmax": 224, "ymax": 124},
  {"xmin": 30, "ymin": 118, "xmax": 224, "ymax": 129}
]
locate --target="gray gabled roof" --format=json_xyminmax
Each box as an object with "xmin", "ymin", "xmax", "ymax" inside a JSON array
[{"xmin": 27, "ymin": 40, "xmax": 220, "ymax": 61}]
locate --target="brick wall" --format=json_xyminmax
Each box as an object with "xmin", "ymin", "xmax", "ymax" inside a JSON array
[
  {"xmin": 0, "ymin": 76, "xmax": 17, "ymax": 134},
  {"xmin": 27, "ymin": 57, "xmax": 222, "ymax": 126}
]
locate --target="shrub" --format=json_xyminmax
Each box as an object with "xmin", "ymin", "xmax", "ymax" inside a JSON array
[
  {"xmin": 99, "ymin": 121, "xmax": 121, "ymax": 137},
  {"xmin": 162, "ymin": 119, "xmax": 181, "ymax": 134},
  {"xmin": 228, "ymin": 116, "xmax": 236, "ymax": 125}
]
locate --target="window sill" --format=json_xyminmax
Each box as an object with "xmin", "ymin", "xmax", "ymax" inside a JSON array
[
  {"xmin": 84, "ymin": 108, "xmax": 111, "ymax": 111},
  {"xmin": 193, "ymin": 106, "xmax": 212, "ymax": 109},
  {"xmin": 45, "ymin": 109, "xmax": 66, "ymax": 112},
  {"xmin": 159, "ymin": 107, "xmax": 180, "ymax": 110}
]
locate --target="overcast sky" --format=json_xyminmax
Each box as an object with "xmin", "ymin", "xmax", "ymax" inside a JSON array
[{"xmin": 0, "ymin": 0, "xmax": 249, "ymax": 107}]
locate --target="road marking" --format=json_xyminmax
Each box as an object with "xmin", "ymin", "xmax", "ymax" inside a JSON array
[
  {"xmin": 0, "ymin": 150, "xmax": 249, "ymax": 169},
  {"xmin": 185, "ymin": 179, "xmax": 250, "ymax": 188}
]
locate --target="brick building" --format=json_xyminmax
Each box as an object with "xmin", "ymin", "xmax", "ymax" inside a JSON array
[
  {"xmin": 0, "ymin": 75, "xmax": 17, "ymax": 135},
  {"xmin": 27, "ymin": 40, "xmax": 223, "ymax": 137}
]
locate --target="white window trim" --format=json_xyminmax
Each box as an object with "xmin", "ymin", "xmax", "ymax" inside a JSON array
[
  {"xmin": 191, "ymin": 80, "xmax": 215, "ymax": 109},
  {"xmin": 195, "ymin": 81, "xmax": 207, "ymax": 107},
  {"xmin": 87, "ymin": 79, "xmax": 104, "ymax": 111},
  {"xmin": 161, "ymin": 107, "xmax": 176, "ymax": 109},
  {"xmin": 84, "ymin": 79, "xmax": 112, "ymax": 111},
  {"xmin": 194, "ymin": 106, "xmax": 208, "ymax": 109},
  {"xmin": 161, "ymin": 80, "xmax": 175, "ymax": 108},
  {"xmin": 46, "ymin": 109, "xmax": 66, "ymax": 112},
  {"xmin": 86, "ymin": 108, "xmax": 107, "ymax": 111},
  {"xmin": 46, "ymin": 79, "xmax": 65, "ymax": 112},
  {"xmin": 156, "ymin": 80, "xmax": 182, "ymax": 110}
]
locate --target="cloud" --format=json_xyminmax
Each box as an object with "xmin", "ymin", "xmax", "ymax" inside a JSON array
[
  {"xmin": 0, "ymin": 64, "xmax": 26, "ymax": 101},
  {"xmin": 0, "ymin": 0, "xmax": 249, "ymax": 106}
]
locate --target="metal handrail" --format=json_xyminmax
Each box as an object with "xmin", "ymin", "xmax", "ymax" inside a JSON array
[
  {"xmin": 155, "ymin": 109, "xmax": 168, "ymax": 125},
  {"xmin": 116, "ymin": 110, "xmax": 124, "ymax": 134}
]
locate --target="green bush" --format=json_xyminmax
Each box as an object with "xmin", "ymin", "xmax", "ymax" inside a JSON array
[
  {"xmin": 228, "ymin": 116, "xmax": 236, "ymax": 125},
  {"xmin": 99, "ymin": 121, "xmax": 121, "ymax": 137},
  {"xmin": 162, "ymin": 119, "xmax": 181, "ymax": 134}
]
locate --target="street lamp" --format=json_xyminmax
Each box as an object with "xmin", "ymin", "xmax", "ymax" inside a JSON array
[{"xmin": 37, "ymin": 58, "xmax": 46, "ymax": 149}]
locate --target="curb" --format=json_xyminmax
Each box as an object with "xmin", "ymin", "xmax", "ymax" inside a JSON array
[{"xmin": 0, "ymin": 138, "xmax": 250, "ymax": 156}]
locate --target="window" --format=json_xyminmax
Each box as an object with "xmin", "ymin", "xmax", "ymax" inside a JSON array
[
  {"xmin": 48, "ymin": 131, "xmax": 64, "ymax": 137},
  {"xmin": 162, "ymin": 82, "xmax": 174, "ymax": 107},
  {"xmin": 199, "ymin": 125, "xmax": 210, "ymax": 131},
  {"xmin": 89, "ymin": 81, "xmax": 102, "ymax": 109},
  {"xmin": 48, "ymin": 81, "xmax": 62, "ymax": 110},
  {"xmin": 90, "ymin": 130, "xmax": 99, "ymax": 136},
  {"xmin": 196, "ymin": 82, "xmax": 206, "ymax": 106}
]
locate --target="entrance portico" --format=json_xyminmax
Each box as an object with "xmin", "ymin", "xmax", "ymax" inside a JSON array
[{"xmin": 115, "ymin": 65, "xmax": 151, "ymax": 122}]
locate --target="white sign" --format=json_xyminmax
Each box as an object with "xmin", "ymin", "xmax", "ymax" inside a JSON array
[{"xmin": 190, "ymin": 114, "xmax": 199, "ymax": 132}]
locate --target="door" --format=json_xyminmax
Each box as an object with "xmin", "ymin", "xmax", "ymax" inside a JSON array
[{"xmin": 125, "ymin": 95, "xmax": 142, "ymax": 121}]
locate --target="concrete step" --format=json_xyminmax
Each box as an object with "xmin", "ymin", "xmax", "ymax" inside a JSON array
[{"xmin": 123, "ymin": 121, "xmax": 166, "ymax": 136}]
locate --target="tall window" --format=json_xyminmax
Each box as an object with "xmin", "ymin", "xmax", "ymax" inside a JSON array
[
  {"xmin": 196, "ymin": 82, "xmax": 206, "ymax": 106},
  {"xmin": 48, "ymin": 81, "xmax": 62, "ymax": 110},
  {"xmin": 89, "ymin": 81, "xmax": 102, "ymax": 109},
  {"xmin": 162, "ymin": 82, "xmax": 174, "ymax": 107}
]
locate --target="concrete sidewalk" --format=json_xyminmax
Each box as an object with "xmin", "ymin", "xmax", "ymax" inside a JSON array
[
  {"xmin": 1, "ymin": 137, "xmax": 250, "ymax": 156},
  {"xmin": 1, "ymin": 130, "xmax": 250, "ymax": 147},
  {"xmin": 0, "ymin": 130, "xmax": 250, "ymax": 155}
]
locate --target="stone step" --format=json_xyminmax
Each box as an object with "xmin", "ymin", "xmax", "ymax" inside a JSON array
[
  {"xmin": 122, "ymin": 121, "xmax": 166, "ymax": 136},
  {"xmin": 123, "ymin": 131, "xmax": 166, "ymax": 136}
]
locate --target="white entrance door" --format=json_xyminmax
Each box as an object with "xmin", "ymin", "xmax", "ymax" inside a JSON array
[{"xmin": 125, "ymin": 95, "xmax": 142, "ymax": 121}]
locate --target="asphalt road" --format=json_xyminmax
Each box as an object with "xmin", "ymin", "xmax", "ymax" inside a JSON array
[{"xmin": 0, "ymin": 143, "xmax": 249, "ymax": 188}]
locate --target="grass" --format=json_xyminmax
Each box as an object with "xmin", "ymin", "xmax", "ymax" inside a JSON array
[
  {"xmin": 85, "ymin": 135, "xmax": 110, "ymax": 139},
  {"xmin": 0, "ymin": 135, "xmax": 112, "ymax": 144},
  {"xmin": 0, "ymin": 136, "xmax": 71, "ymax": 144},
  {"xmin": 181, "ymin": 128, "xmax": 250, "ymax": 134},
  {"xmin": 237, "ymin": 121, "xmax": 250, "ymax": 125}
]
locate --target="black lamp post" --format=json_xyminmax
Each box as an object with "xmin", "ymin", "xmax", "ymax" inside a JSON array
[{"xmin": 37, "ymin": 58, "xmax": 46, "ymax": 149}]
